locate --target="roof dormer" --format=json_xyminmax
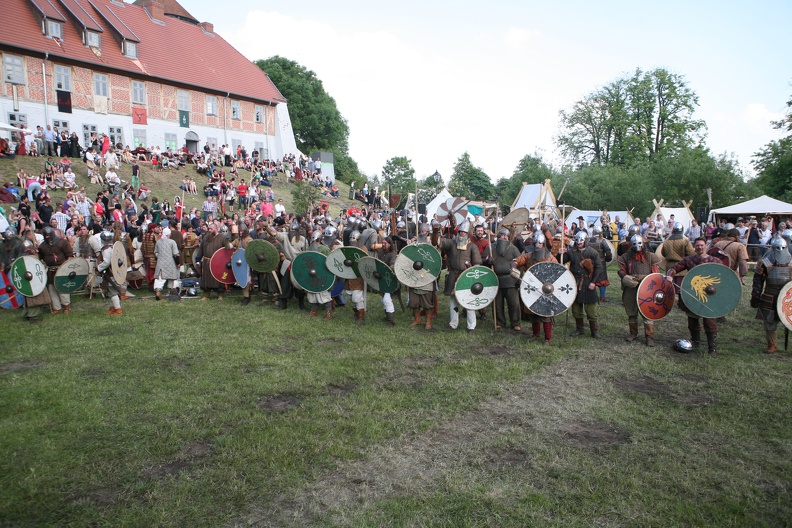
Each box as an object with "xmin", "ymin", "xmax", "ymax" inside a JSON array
[{"xmin": 26, "ymin": 0, "xmax": 67, "ymax": 40}]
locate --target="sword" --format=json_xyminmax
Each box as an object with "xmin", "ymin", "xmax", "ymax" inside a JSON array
[
  {"xmin": 396, "ymin": 289, "xmax": 405, "ymax": 313},
  {"xmin": 786, "ymin": 328, "xmax": 789, "ymax": 352}
]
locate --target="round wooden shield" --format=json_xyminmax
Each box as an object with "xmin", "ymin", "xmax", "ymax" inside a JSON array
[
  {"xmin": 111, "ymin": 241, "xmax": 128, "ymax": 285},
  {"xmin": 636, "ymin": 272, "xmax": 675, "ymax": 321},
  {"xmin": 210, "ymin": 248, "xmax": 236, "ymax": 285},
  {"xmin": 776, "ymin": 282, "xmax": 792, "ymax": 332},
  {"xmin": 501, "ymin": 207, "xmax": 531, "ymax": 231},
  {"xmin": 54, "ymin": 257, "xmax": 90, "ymax": 293},
  {"xmin": 292, "ymin": 251, "xmax": 336, "ymax": 293},
  {"xmin": 454, "ymin": 265, "xmax": 498, "ymax": 310},
  {"xmin": 437, "ymin": 197, "xmax": 468, "ymax": 225},
  {"xmin": 655, "ymin": 242, "xmax": 667, "ymax": 271},
  {"xmin": 10, "ymin": 255, "xmax": 47, "ymax": 297},
  {"xmin": 0, "ymin": 270, "xmax": 24, "ymax": 309},
  {"xmin": 520, "ymin": 261, "xmax": 576, "ymax": 317},
  {"xmin": 358, "ymin": 256, "xmax": 399, "ymax": 293},
  {"xmin": 245, "ymin": 239, "xmax": 279, "ymax": 273},
  {"xmin": 231, "ymin": 248, "xmax": 249, "ymax": 288},
  {"xmin": 707, "ymin": 247, "xmax": 731, "ymax": 267},
  {"xmin": 326, "ymin": 246, "xmax": 367, "ymax": 279},
  {"xmin": 394, "ymin": 243, "xmax": 442, "ymax": 288},
  {"xmin": 680, "ymin": 263, "xmax": 741, "ymax": 318}
]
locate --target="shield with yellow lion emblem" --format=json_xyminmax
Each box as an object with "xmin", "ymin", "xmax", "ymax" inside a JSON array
[{"xmin": 680, "ymin": 263, "xmax": 741, "ymax": 318}]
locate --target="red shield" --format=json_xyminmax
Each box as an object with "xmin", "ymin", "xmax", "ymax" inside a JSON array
[
  {"xmin": 637, "ymin": 272, "xmax": 675, "ymax": 321},
  {"xmin": 209, "ymin": 248, "xmax": 236, "ymax": 285}
]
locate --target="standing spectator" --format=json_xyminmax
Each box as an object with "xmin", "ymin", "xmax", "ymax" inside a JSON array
[
  {"xmin": 685, "ymin": 219, "xmax": 702, "ymax": 240},
  {"xmin": 274, "ymin": 198, "xmax": 286, "ymax": 217},
  {"xmin": 44, "ymin": 125, "xmax": 57, "ymax": 156},
  {"xmin": 747, "ymin": 220, "xmax": 762, "ymax": 260}
]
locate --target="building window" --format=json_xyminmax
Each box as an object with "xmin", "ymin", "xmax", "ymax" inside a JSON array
[
  {"xmin": 3, "ymin": 54, "xmax": 24, "ymax": 84},
  {"xmin": 83, "ymin": 124, "xmax": 97, "ymax": 148},
  {"xmin": 131, "ymin": 81, "xmax": 145, "ymax": 105},
  {"xmin": 164, "ymin": 133, "xmax": 177, "ymax": 152},
  {"xmin": 231, "ymin": 100, "xmax": 241, "ymax": 120},
  {"xmin": 53, "ymin": 119, "xmax": 69, "ymax": 130},
  {"xmin": 206, "ymin": 95, "xmax": 217, "ymax": 116},
  {"xmin": 86, "ymin": 31, "xmax": 100, "ymax": 48},
  {"xmin": 254, "ymin": 105, "xmax": 263, "ymax": 123},
  {"xmin": 9, "ymin": 113, "xmax": 27, "ymax": 127},
  {"xmin": 133, "ymin": 129, "xmax": 146, "ymax": 148},
  {"xmin": 47, "ymin": 20, "xmax": 63, "ymax": 40},
  {"xmin": 177, "ymin": 90, "xmax": 189, "ymax": 112},
  {"xmin": 125, "ymin": 41, "xmax": 137, "ymax": 59},
  {"xmin": 54, "ymin": 65, "xmax": 72, "ymax": 91},
  {"xmin": 93, "ymin": 73, "xmax": 108, "ymax": 97},
  {"xmin": 254, "ymin": 141, "xmax": 266, "ymax": 160},
  {"xmin": 109, "ymin": 126, "xmax": 123, "ymax": 147}
]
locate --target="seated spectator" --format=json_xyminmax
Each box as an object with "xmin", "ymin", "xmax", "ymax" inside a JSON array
[
  {"xmin": 122, "ymin": 146, "xmax": 134, "ymax": 164},
  {"xmin": 60, "ymin": 156, "xmax": 72, "ymax": 172},
  {"xmin": 330, "ymin": 184, "xmax": 340, "ymax": 198},
  {"xmin": 104, "ymin": 149, "xmax": 119, "ymax": 170},
  {"xmin": 63, "ymin": 168, "xmax": 77, "ymax": 189}
]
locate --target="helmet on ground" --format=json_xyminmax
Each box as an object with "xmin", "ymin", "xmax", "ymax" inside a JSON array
[{"xmin": 674, "ymin": 339, "xmax": 694, "ymax": 353}]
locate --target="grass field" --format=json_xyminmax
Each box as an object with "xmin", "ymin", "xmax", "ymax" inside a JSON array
[{"xmin": 1, "ymin": 157, "xmax": 791, "ymax": 526}]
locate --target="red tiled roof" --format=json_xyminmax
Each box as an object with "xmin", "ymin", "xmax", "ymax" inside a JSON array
[
  {"xmin": 134, "ymin": 0, "xmax": 197, "ymax": 24},
  {"xmin": 0, "ymin": 0, "xmax": 285, "ymax": 104},
  {"xmin": 29, "ymin": 0, "xmax": 68, "ymax": 22}
]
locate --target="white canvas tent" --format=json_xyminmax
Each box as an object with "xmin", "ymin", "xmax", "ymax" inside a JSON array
[
  {"xmin": 648, "ymin": 199, "xmax": 696, "ymax": 229},
  {"xmin": 563, "ymin": 209, "xmax": 635, "ymax": 231},
  {"xmin": 424, "ymin": 189, "xmax": 452, "ymax": 221},
  {"xmin": 510, "ymin": 179, "xmax": 558, "ymax": 223},
  {"xmin": 708, "ymin": 195, "xmax": 792, "ymax": 224}
]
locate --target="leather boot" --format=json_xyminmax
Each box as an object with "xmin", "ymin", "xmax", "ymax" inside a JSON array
[
  {"xmin": 765, "ymin": 330, "xmax": 778, "ymax": 353},
  {"xmin": 424, "ymin": 313, "xmax": 432, "ymax": 330},
  {"xmin": 589, "ymin": 320, "xmax": 601, "ymax": 338},
  {"xmin": 353, "ymin": 308, "xmax": 360, "ymax": 321},
  {"xmin": 688, "ymin": 318, "xmax": 701, "ymax": 348},
  {"xmin": 155, "ymin": 290, "xmax": 162, "ymax": 301},
  {"xmin": 570, "ymin": 318, "xmax": 585, "ymax": 337},
  {"xmin": 706, "ymin": 332, "xmax": 717, "ymax": 356},
  {"xmin": 275, "ymin": 298, "xmax": 287, "ymax": 310},
  {"xmin": 168, "ymin": 288, "xmax": 181, "ymax": 301},
  {"xmin": 531, "ymin": 322, "xmax": 542, "ymax": 340},
  {"xmin": 385, "ymin": 312, "xmax": 395, "ymax": 327},
  {"xmin": 200, "ymin": 291, "xmax": 211, "ymax": 301},
  {"xmin": 409, "ymin": 310, "xmax": 422, "ymax": 328},
  {"xmin": 625, "ymin": 322, "xmax": 639, "ymax": 342},
  {"xmin": 298, "ymin": 296, "xmax": 306, "ymax": 311},
  {"xmin": 305, "ymin": 309, "xmax": 318, "ymax": 317},
  {"xmin": 240, "ymin": 296, "xmax": 250, "ymax": 306},
  {"xmin": 644, "ymin": 324, "xmax": 655, "ymax": 347},
  {"xmin": 323, "ymin": 310, "xmax": 333, "ymax": 320},
  {"xmin": 356, "ymin": 309, "xmax": 365, "ymax": 325},
  {"xmin": 543, "ymin": 321, "xmax": 553, "ymax": 344}
]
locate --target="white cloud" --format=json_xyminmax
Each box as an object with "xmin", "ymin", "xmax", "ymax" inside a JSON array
[
  {"xmin": 502, "ymin": 27, "xmax": 538, "ymax": 49},
  {"xmin": 743, "ymin": 103, "xmax": 782, "ymax": 134}
]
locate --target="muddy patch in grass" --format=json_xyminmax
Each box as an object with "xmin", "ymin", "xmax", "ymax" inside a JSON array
[
  {"xmin": 315, "ymin": 338, "xmax": 342, "ymax": 347},
  {"xmin": 258, "ymin": 394, "xmax": 303, "ymax": 412},
  {"xmin": 326, "ymin": 382, "xmax": 358, "ymax": 396},
  {"xmin": 484, "ymin": 447, "xmax": 534, "ymax": 470},
  {"xmin": 142, "ymin": 441, "xmax": 213, "ymax": 480},
  {"xmin": 676, "ymin": 394, "xmax": 716, "ymax": 407},
  {"xmin": 75, "ymin": 486, "xmax": 122, "ymax": 507},
  {"xmin": 676, "ymin": 374, "xmax": 709, "ymax": 385},
  {"xmin": 614, "ymin": 376, "xmax": 670, "ymax": 396},
  {"xmin": 403, "ymin": 357, "xmax": 438, "ymax": 367},
  {"xmin": 0, "ymin": 360, "xmax": 46, "ymax": 374},
  {"xmin": 561, "ymin": 420, "xmax": 631, "ymax": 449},
  {"xmin": 375, "ymin": 373, "xmax": 422, "ymax": 387}
]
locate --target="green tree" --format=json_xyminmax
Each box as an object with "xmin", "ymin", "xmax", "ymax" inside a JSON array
[
  {"xmin": 495, "ymin": 153, "xmax": 558, "ymax": 209},
  {"xmin": 255, "ymin": 56, "xmax": 361, "ymax": 182},
  {"xmin": 381, "ymin": 156, "xmax": 416, "ymax": 205},
  {"xmin": 290, "ymin": 179, "xmax": 321, "ymax": 215},
  {"xmin": 753, "ymin": 90, "xmax": 792, "ymax": 201},
  {"xmin": 447, "ymin": 152, "xmax": 494, "ymax": 200}
]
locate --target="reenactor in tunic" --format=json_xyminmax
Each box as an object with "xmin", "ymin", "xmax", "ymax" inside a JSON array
[
  {"xmin": 195, "ymin": 222, "xmax": 229, "ymax": 301},
  {"xmin": 437, "ymin": 220, "xmax": 482, "ymax": 332},
  {"xmin": 751, "ymin": 237, "xmax": 792, "ymax": 354},
  {"xmin": 560, "ymin": 231, "xmax": 605, "ymax": 338},
  {"xmin": 514, "ymin": 233, "xmax": 558, "ymax": 344},
  {"xmin": 491, "ymin": 228, "xmax": 522, "ymax": 332},
  {"xmin": 407, "ymin": 223, "xmax": 437, "ymax": 330},
  {"xmin": 96, "ymin": 230, "xmax": 123, "ymax": 315},
  {"xmin": 38, "ymin": 226, "xmax": 73, "ymax": 314},
  {"xmin": 618, "ymin": 235, "xmax": 662, "ymax": 346},
  {"xmin": 661, "ymin": 222, "xmax": 694, "ymax": 282}
]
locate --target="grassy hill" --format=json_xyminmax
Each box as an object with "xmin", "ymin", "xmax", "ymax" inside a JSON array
[{"xmin": 0, "ymin": 154, "xmax": 363, "ymax": 219}]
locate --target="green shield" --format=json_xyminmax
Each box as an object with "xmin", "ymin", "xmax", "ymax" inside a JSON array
[
  {"xmin": 454, "ymin": 265, "xmax": 498, "ymax": 310},
  {"xmin": 326, "ymin": 247, "xmax": 367, "ymax": 279},
  {"xmin": 358, "ymin": 256, "xmax": 399, "ymax": 293},
  {"xmin": 394, "ymin": 243, "xmax": 442, "ymax": 288},
  {"xmin": 680, "ymin": 263, "xmax": 741, "ymax": 318},
  {"xmin": 245, "ymin": 239, "xmax": 279, "ymax": 273},
  {"xmin": 292, "ymin": 251, "xmax": 336, "ymax": 293},
  {"xmin": 10, "ymin": 255, "xmax": 47, "ymax": 297}
]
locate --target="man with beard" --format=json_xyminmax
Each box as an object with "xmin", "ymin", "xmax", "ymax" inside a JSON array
[
  {"xmin": 72, "ymin": 223, "xmax": 102, "ymax": 296},
  {"xmin": 141, "ymin": 222, "xmax": 159, "ymax": 291},
  {"xmin": 667, "ymin": 238, "xmax": 724, "ymax": 356},
  {"xmin": 471, "ymin": 223, "xmax": 493, "ymax": 320},
  {"xmin": 661, "ymin": 222, "xmax": 694, "ymax": 280},
  {"xmin": 196, "ymin": 221, "xmax": 229, "ymax": 301},
  {"xmin": 618, "ymin": 234, "xmax": 663, "ymax": 346},
  {"xmin": 407, "ymin": 223, "xmax": 438, "ymax": 330},
  {"xmin": 713, "ymin": 228, "xmax": 749, "ymax": 286},
  {"xmin": 437, "ymin": 220, "xmax": 482, "ymax": 332},
  {"xmin": 491, "ymin": 228, "xmax": 521, "ymax": 332},
  {"xmin": 751, "ymin": 236, "xmax": 792, "ymax": 354},
  {"xmin": 153, "ymin": 227, "xmax": 181, "ymax": 301},
  {"xmin": 38, "ymin": 225, "xmax": 74, "ymax": 314},
  {"xmin": 514, "ymin": 232, "xmax": 558, "ymax": 344},
  {"xmin": 96, "ymin": 230, "xmax": 123, "ymax": 315},
  {"xmin": 560, "ymin": 231, "xmax": 604, "ymax": 338}
]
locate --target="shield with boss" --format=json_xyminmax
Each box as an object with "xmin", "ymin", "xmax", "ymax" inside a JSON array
[
  {"xmin": 455, "ymin": 265, "xmax": 498, "ymax": 310},
  {"xmin": 680, "ymin": 262, "xmax": 741, "ymax": 318},
  {"xmin": 775, "ymin": 281, "xmax": 792, "ymax": 332},
  {"xmin": 394, "ymin": 243, "xmax": 442, "ymax": 288},
  {"xmin": 245, "ymin": 239, "xmax": 279, "ymax": 273},
  {"xmin": 111, "ymin": 241, "xmax": 128, "ymax": 286},
  {"xmin": 210, "ymin": 247, "xmax": 236, "ymax": 285},
  {"xmin": 231, "ymin": 248, "xmax": 249, "ymax": 288},
  {"xmin": 54, "ymin": 257, "xmax": 90, "ymax": 293},
  {"xmin": 436, "ymin": 197, "xmax": 468, "ymax": 225},
  {"xmin": 326, "ymin": 246, "xmax": 366, "ymax": 279},
  {"xmin": 10, "ymin": 255, "xmax": 47, "ymax": 297},
  {"xmin": 358, "ymin": 256, "xmax": 399, "ymax": 293},
  {"xmin": 520, "ymin": 261, "xmax": 576, "ymax": 317},
  {"xmin": 292, "ymin": 251, "xmax": 336, "ymax": 293},
  {"xmin": 0, "ymin": 270, "xmax": 24, "ymax": 309},
  {"xmin": 636, "ymin": 272, "xmax": 675, "ymax": 321}
]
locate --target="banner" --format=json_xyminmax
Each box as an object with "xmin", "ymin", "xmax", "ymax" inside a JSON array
[
  {"xmin": 94, "ymin": 95, "xmax": 107, "ymax": 114},
  {"xmin": 132, "ymin": 107, "xmax": 147, "ymax": 125},
  {"xmin": 56, "ymin": 90, "xmax": 72, "ymax": 114},
  {"xmin": 179, "ymin": 110, "xmax": 189, "ymax": 128}
]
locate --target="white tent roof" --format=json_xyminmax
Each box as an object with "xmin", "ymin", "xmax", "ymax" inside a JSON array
[
  {"xmin": 651, "ymin": 206, "xmax": 695, "ymax": 229},
  {"xmin": 708, "ymin": 195, "xmax": 792, "ymax": 220},
  {"xmin": 563, "ymin": 209, "xmax": 634, "ymax": 229},
  {"xmin": 425, "ymin": 188, "xmax": 452, "ymax": 221},
  {"xmin": 511, "ymin": 179, "xmax": 557, "ymax": 211}
]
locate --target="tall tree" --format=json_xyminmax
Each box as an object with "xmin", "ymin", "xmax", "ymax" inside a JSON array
[
  {"xmin": 448, "ymin": 152, "xmax": 494, "ymax": 201},
  {"xmin": 557, "ymin": 68, "xmax": 706, "ymax": 167},
  {"xmin": 381, "ymin": 156, "xmax": 416, "ymax": 205},
  {"xmin": 753, "ymin": 90, "xmax": 792, "ymax": 201}
]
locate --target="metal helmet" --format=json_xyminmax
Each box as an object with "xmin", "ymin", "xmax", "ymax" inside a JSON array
[
  {"xmin": 674, "ymin": 339, "xmax": 694, "ymax": 353},
  {"xmin": 100, "ymin": 230, "xmax": 114, "ymax": 245},
  {"xmin": 396, "ymin": 220, "xmax": 406, "ymax": 229},
  {"xmin": 672, "ymin": 222, "xmax": 683, "ymax": 234},
  {"xmin": 370, "ymin": 219, "xmax": 382, "ymax": 231},
  {"xmin": 627, "ymin": 225, "xmax": 641, "ymax": 238},
  {"xmin": 630, "ymin": 234, "xmax": 644, "ymax": 252},
  {"xmin": 349, "ymin": 230, "xmax": 361, "ymax": 243},
  {"xmin": 781, "ymin": 229, "xmax": 792, "ymax": 245},
  {"xmin": 419, "ymin": 223, "xmax": 431, "ymax": 236},
  {"xmin": 23, "ymin": 238, "xmax": 35, "ymax": 250},
  {"xmin": 323, "ymin": 225, "xmax": 338, "ymax": 246},
  {"xmin": 771, "ymin": 236, "xmax": 787, "ymax": 252},
  {"xmin": 187, "ymin": 287, "xmax": 197, "ymax": 297},
  {"xmin": 592, "ymin": 225, "xmax": 603, "ymax": 238},
  {"xmin": 4, "ymin": 225, "xmax": 17, "ymax": 238},
  {"xmin": 573, "ymin": 231, "xmax": 588, "ymax": 248},
  {"xmin": 42, "ymin": 226, "xmax": 55, "ymax": 243},
  {"xmin": 406, "ymin": 210, "xmax": 414, "ymax": 220},
  {"xmin": 498, "ymin": 228, "xmax": 511, "ymax": 238},
  {"xmin": 534, "ymin": 233, "xmax": 546, "ymax": 246},
  {"xmin": 311, "ymin": 229, "xmax": 323, "ymax": 243},
  {"xmin": 458, "ymin": 219, "xmax": 471, "ymax": 233},
  {"xmin": 724, "ymin": 223, "xmax": 735, "ymax": 230}
]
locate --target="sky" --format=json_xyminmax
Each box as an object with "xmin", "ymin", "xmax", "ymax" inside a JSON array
[{"xmin": 186, "ymin": 0, "xmax": 791, "ymax": 184}]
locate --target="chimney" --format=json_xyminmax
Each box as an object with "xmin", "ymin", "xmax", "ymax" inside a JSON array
[
  {"xmin": 199, "ymin": 21, "xmax": 213, "ymax": 34},
  {"xmin": 139, "ymin": 0, "xmax": 164, "ymax": 22}
]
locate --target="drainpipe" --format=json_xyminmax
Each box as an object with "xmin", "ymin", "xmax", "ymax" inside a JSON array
[
  {"xmin": 223, "ymin": 92, "xmax": 229, "ymax": 145},
  {"xmin": 42, "ymin": 53, "xmax": 49, "ymax": 126},
  {"xmin": 265, "ymin": 104, "xmax": 270, "ymax": 159}
]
